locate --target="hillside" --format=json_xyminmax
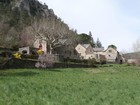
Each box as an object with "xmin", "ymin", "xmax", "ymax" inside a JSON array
[{"xmin": 0, "ymin": 0, "xmax": 75, "ymax": 49}]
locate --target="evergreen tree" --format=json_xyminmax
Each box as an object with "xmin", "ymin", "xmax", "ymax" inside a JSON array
[
  {"xmin": 89, "ymin": 31, "xmax": 95, "ymax": 47},
  {"xmin": 108, "ymin": 44, "xmax": 117, "ymax": 50},
  {"xmin": 96, "ymin": 38, "xmax": 102, "ymax": 48}
]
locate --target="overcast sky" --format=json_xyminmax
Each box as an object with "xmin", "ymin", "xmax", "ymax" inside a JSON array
[{"xmin": 39, "ymin": 0, "xmax": 140, "ymax": 52}]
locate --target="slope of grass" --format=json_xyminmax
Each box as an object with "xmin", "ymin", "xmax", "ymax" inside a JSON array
[{"xmin": 0, "ymin": 64, "xmax": 140, "ymax": 105}]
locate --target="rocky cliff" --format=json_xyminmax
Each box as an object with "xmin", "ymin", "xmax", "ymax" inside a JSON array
[
  {"xmin": 0, "ymin": 0, "xmax": 67, "ymax": 48},
  {"xmin": 0, "ymin": 0, "xmax": 54, "ymax": 17}
]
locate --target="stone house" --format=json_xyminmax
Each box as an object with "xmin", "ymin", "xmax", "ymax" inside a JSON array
[
  {"xmin": 33, "ymin": 39, "xmax": 47, "ymax": 53},
  {"xmin": 93, "ymin": 47, "xmax": 104, "ymax": 62},
  {"xmin": 75, "ymin": 44, "xmax": 95, "ymax": 59},
  {"xmin": 19, "ymin": 46, "xmax": 37, "ymax": 55},
  {"xmin": 104, "ymin": 47, "xmax": 118, "ymax": 62},
  {"xmin": 33, "ymin": 38, "xmax": 79, "ymax": 60},
  {"xmin": 19, "ymin": 39, "xmax": 47, "ymax": 55},
  {"xmin": 98, "ymin": 46, "xmax": 123, "ymax": 63},
  {"xmin": 75, "ymin": 44, "xmax": 123, "ymax": 63}
]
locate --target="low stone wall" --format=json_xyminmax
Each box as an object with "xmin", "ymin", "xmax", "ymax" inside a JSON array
[{"xmin": 6, "ymin": 59, "xmax": 97, "ymax": 69}]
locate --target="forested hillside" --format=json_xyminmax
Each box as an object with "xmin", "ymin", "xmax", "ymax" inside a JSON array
[{"xmin": 0, "ymin": 0, "xmax": 77, "ymax": 49}]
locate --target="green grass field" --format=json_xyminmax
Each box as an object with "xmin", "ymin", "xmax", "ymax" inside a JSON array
[{"xmin": 0, "ymin": 64, "xmax": 140, "ymax": 105}]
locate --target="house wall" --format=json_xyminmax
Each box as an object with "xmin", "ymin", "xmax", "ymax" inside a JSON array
[
  {"xmin": 75, "ymin": 44, "xmax": 96, "ymax": 59},
  {"xmin": 34, "ymin": 39, "xmax": 47, "ymax": 53},
  {"xmin": 85, "ymin": 46, "xmax": 94, "ymax": 54},
  {"xmin": 85, "ymin": 54, "xmax": 95, "ymax": 59},
  {"xmin": 75, "ymin": 44, "xmax": 86, "ymax": 59},
  {"xmin": 75, "ymin": 44, "xmax": 121, "ymax": 62},
  {"xmin": 19, "ymin": 46, "xmax": 30, "ymax": 54},
  {"xmin": 85, "ymin": 46, "xmax": 95, "ymax": 59},
  {"xmin": 104, "ymin": 47, "xmax": 118, "ymax": 62},
  {"xmin": 93, "ymin": 52, "xmax": 104, "ymax": 62}
]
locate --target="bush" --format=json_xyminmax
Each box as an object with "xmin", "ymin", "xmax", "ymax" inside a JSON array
[
  {"xmin": 0, "ymin": 57, "xmax": 13, "ymax": 69},
  {"xmin": 63, "ymin": 58, "xmax": 88, "ymax": 64},
  {"xmin": 9, "ymin": 58, "xmax": 37, "ymax": 69},
  {"xmin": 13, "ymin": 52, "xmax": 21, "ymax": 59},
  {"xmin": 0, "ymin": 50, "xmax": 13, "ymax": 69},
  {"xmin": 88, "ymin": 58, "xmax": 96, "ymax": 66},
  {"xmin": 35, "ymin": 53, "xmax": 55, "ymax": 68},
  {"xmin": 0, "ymin": 57, "xmax": 7, "ymax": 64},
  {"xmin": 21, "ymin": 54, "xmax": 38, "ymax": 59},
  {"xmin": 54, "ymin": 62, "xmax": 97, "ymax": 68}
]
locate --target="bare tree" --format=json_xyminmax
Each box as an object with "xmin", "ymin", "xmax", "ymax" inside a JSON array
[
  {"xmin": 32, "ymin": 16, "xmax": 73, "ymax": 54},
  {"xmin": 132, "ymin": 38, "xmax": 140, "ymax": 52},
  {"xmin": 20, "ymin": 26, "xmax": 34, "ymax": 47},
  {"xmin": 6, "ymin": 27, "xmax": 20, "ymax": 47},
  {"xmin": 0, "ymin": 20, "xmax": 10, "ymax": 46}
]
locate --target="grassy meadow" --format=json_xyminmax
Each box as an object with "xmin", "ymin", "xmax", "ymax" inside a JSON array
[{"xmin": 0, "ymin": 64, "xmax": 140, "ymax": 105}]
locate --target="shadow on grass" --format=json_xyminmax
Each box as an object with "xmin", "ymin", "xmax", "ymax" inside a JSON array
[{"xmin": 0, "ymin": 71, "xmax": 39, "ymax": 77}]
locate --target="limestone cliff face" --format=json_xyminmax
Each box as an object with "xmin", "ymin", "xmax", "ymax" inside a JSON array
[
  {"xmin": 0, "ymin": 0, "xmax": 53, "ymax": 17},
  {"xmin": 0, "ymin": 0, "xmax": 56, "ymax": 47}
]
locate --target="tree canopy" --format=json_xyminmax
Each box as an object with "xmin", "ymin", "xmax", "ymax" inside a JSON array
[
  {"xmin": 108, "ymin": 44, "xmax": 117, "ymax": 50},
  {"xmin": 96, "ymin": 38, "xmax": 102, "ymax": 48},
  {"xmin": 76, "ymin": 33, "xmax": 95, "ymax": 47}
]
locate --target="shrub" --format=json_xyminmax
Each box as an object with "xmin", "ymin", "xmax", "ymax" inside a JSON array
[
  {"xmin": 35, "ymin": 53, "xmax": 55, "ymax": 68},
  {"xmin": 21, "ymin": 54, "xmax": 38, "ymax": 59},
  {"xmin": 0, "ymin": 50, "xmax": 13, "ymax": 69},
  {"xmin": 63, "ymin": 58, "xmax": 88, "ymax": 64},
  {"xmin": 13, "ymin": 52, "xmax": 21, "ymax": 59},
  {"xmin": 0, "ymin": 57, "xmax": 7, "ymax": 64},
  {"xmin": 88, "ymin": 58, "xmax": 96, "ymax": 66},
  {"xmin": 0, "ymin": 57, "xmax": 13, "ymax": 69},
  {"xmin": 10, "ymin": 58, "xmax": 36, "ymax": 69},
  {"xmin": 37, "ymin": 49, "xmax": 43, "ymax": 55}
]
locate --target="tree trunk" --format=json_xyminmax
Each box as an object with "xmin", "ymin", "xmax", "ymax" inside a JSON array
[{"xmin": 49, "ymin": 44, "xmax": 53, "ymax": 54}]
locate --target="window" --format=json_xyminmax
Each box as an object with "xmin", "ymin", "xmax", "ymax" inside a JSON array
[
  {"xmin": 96, "ymin": 54, "xmax": 98, "ymax": 59},
  {"xmin": 109, "ymin": 50, "xmax": 112, "ymax": 53}
]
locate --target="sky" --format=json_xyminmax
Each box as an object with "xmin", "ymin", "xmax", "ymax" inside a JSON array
[{"xmin": 39, "ymin": 0, "xmax": 140, "ymax": 52}]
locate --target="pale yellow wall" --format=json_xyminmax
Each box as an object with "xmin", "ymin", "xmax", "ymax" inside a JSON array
[
  {"xmin": 93, "ymin": 51, "xmax": 105, "ymax": 61},
  {"xmin": 104, "ymin": 47, "xmax": 118, "ymax": 62},
  {"xmin": 34, "ymin": 39, "xmax": 47, "ymax": 53},
  {"xmin": 75, "ymin": 44, "xmax": 86, "ymax": 59},
  {"xmin": 19, "ymin": 46, "xmax": 30, "ymax": 54},
  {"xmin": 75, "ymin": 44, "xmax": 119, "ymax": 62},
  {"xmin": 85, "ymin": 46, "xmax": 94, "ymax": 54},
  {"xmin": 75, "ymin": 44, "xmax": 95, "ymax": 59},
  {"xmin": 85, "ymin": 54, "xmax": 95, "ymax": 59}
]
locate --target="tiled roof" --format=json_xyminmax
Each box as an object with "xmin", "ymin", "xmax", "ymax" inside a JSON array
[
  {"xmin": 81, "ymin": 44, "xmax": 90, "ymax": 49},
  {"xmin": 93, "ymin": 47, "xmax": 104, "ymax": 52}
]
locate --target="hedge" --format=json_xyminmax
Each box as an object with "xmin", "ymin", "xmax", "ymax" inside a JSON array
[{"xmin": 4, "ymin": 58, "xmax": 97, "ymax": 69}]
